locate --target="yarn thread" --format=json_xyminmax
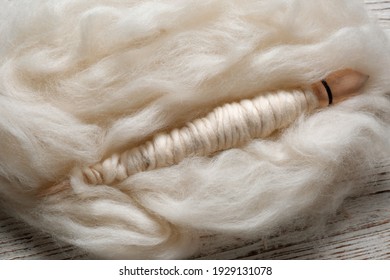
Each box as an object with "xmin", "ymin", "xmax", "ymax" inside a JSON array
[{"xmin": 81, "ymin": 89, "xmax": 318, "ymax": 185}]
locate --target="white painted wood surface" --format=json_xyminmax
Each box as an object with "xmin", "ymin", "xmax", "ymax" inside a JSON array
[
  {"xmin": 0, "ymin": 0, "xmax": 389, "ymax": 260},
  {"xmin": 366, "ymin": 0, "xmax": 390, "ymax": 29},
  {"xmin": 196, "ymin": 159, "xmax": 390, "ymax": 260}
]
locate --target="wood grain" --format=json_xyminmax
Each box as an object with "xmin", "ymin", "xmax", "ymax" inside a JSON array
[
  {"xmin": 0, "ymin": 0, "xmax": 389, "ymax": 260},
  {"xmin": 365, "ymin": 0, "xmax": 390, "ymax": 28},
  {"xmin": 195, "ymin": 160, "xmax": 390, "ymax": 260},
  {"xmin": 0, "ymin": 213, "xmax": 88, "ymax": 260}
]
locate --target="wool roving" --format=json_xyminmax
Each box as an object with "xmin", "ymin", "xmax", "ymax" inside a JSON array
[{"xmin": 0, "ymin": 0, "xmax": 389, "ymax": 259}]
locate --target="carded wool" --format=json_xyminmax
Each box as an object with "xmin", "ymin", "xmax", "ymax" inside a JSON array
[{"xmin": 0, "ymin": 0, "xmax": 389, "ymax": 259}]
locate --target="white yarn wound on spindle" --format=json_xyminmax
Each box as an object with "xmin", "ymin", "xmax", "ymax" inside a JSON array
[
  {"xmin": 1, "ymin": 0, "xmax": 390, "ymax": 260},
  {"xmin": 82, "ymin": 89, "xmax": 318, "ymax": 185}
]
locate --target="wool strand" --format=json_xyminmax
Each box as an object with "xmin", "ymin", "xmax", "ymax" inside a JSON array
[{"xmin": 82, "ymin": 89, "xmax": 318, "ymax": 185}]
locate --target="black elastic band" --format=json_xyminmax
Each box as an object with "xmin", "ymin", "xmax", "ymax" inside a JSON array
[{"xmin": 321, "ymin": 79, "xmax": 333, "ymax": 105}]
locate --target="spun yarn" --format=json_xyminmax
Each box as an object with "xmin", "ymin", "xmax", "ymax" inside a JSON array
[{"xmin": 82, "ymin": 89, "xmax": 317, "ymax": 185}]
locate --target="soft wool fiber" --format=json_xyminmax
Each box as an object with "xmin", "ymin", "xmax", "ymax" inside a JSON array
[{"xmin": 0, "ymin": 0, "xmax": 389, "ymax": 259}]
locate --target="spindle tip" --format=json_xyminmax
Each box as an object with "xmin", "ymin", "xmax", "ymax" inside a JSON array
[{"xmin": 311, "ymin": 69, "xmax": 369, "ymax": 107}]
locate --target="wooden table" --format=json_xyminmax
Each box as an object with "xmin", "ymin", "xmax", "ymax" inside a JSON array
[{"xmin": 0, "ymin": 0, "xmax": 389, "ymax": 260}]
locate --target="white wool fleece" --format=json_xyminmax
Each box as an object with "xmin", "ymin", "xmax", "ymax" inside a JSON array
[{"xmin": 0, "ymin": 0, "xmax": 389, "ymax": 259}]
